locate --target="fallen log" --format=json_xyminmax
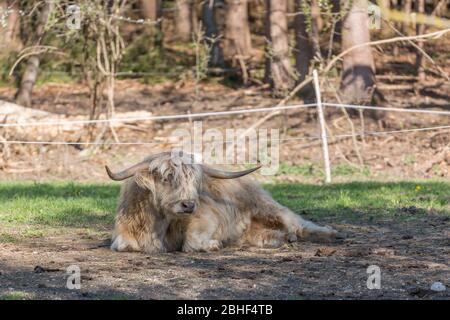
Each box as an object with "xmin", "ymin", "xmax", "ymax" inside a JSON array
[{"xmin": 0, "ymin": 100, "xmax": 153, "ymax": 138}]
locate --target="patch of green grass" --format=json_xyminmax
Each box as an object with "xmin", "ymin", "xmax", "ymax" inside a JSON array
[
  {"xmin": 21, "ymin": 228, "xmax": 46, "ymax": 238},
  {"xmin": 0, "ymin": 291, "xmax": 34, "ymax": 300},
  {"xmin": 0, "ymin": 233, "xmax": 20, "ymax": 243},
  {"xmin": 265, "ymin": 181, "xmax": 450, "ymax": 222},
  {"xmin": 277, "ymin": 163, "xmax": 371, "ymax": 178},
  {"xmin": 0, "ymin": 180, "xmax": 448, "ymax": 234},
  {"xmin": 0, "ymin": 182, "xmax": 119, "ymax": 230},
  {"xmin": 332, "ymin": 165, "xmax": 371, "ymax": 177},
  {"xmin": 277, "ymin": 163, "xmax": 317, "ymax": 176}
]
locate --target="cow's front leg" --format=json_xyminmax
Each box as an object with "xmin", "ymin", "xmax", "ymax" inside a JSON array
[
  {"xmin": 111, "ymin": 233, "xmax": 167, "ymax": 253},
  {"xmin": 111, "ymin": 234, "xmax": 140, "ymax": 252},
  {"xmin": 182, "ymin": 216, "xmax": 222, "ymax": 252}
]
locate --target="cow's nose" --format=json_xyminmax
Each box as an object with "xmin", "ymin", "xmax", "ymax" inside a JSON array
[{"xmin": 181, "ymin": 201, "xmax": 196, "ymax": 213}]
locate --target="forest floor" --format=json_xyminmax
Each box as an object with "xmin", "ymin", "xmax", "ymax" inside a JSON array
[{"xmin": 0, "ymin": 181, "xmax": 448, "ymax": 300}]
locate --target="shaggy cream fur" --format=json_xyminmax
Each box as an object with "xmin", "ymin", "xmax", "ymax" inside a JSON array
[{"xmin": 110, "ymin": 152, "xmax": 337, "ymax": 253}]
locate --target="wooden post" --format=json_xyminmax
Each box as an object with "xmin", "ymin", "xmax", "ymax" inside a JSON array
[{"xmin": 313, "ymin": 70, "xmax": 331, "ymax": 183}]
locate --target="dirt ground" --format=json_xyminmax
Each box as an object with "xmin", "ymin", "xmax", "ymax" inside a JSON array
[{"xmin": 0, "ymin": 213, "xmax": 448, "ymax": 300}]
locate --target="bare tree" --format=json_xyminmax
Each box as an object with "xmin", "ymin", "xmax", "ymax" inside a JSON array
[
  {"xmin": 15, "ymin": 1, "xmax": 53, "ymax": 107},
  {"xmin": 294, "ymin": 0, "xmax": 313, "ymax": 94},
  {"xmin": 338, "ymin": 0, "xmax": 376, "ymax": 104},
  {"xmin": 264, "ymin": 0, "xmax": 295, "ymax": 94},
  {"xmin": 80, "ymin": 0, "xmax": 128, "ymax": 142},
  {"xmin": 202, "ymin": 0, "xmax": 224, "ymax": 68},
  {"xmin": 223, "ymin": 0, "xmax": 252, "ymax": 59},
  {"xmin": 175, "ymin": 0, "xmax": 193, "ymax": 41}
]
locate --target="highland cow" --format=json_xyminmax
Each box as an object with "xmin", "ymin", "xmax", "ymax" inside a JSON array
[{"xmin": 105, "ymin": 152, "xmax": 337, "ymax": 253}]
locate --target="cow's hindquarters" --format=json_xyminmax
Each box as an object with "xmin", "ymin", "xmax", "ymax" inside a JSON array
[{"xmin": 246, "ymin": 187, "xmax": 337, "ymax": 243}]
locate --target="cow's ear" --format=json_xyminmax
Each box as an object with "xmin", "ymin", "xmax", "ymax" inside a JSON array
[{"xmin": 134, "ymin": 170, "xmax": 155, "ymax": 193}]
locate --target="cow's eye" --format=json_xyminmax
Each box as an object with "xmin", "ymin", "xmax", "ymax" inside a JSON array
[{"xmin": 162, "ymin": 174, "xmax": 173, "ymax": 184}]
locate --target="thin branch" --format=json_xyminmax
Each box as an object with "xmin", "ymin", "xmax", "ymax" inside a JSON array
[
  {"xmin": 8, "ymin": 46, "xmax": 62, "ymax": 76},
  {"xmin": 242, "ymin": 28, "xmax": 450, "ymax": 134},
  {"xmin": 384, "ymin": 19, "xmax": 450, "ymax": 82}
]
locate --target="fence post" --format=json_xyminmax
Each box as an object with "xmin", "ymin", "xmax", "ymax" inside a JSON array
[{"xmin": 312, "ymin": 70, "xmax": 332, "ymax": 184}]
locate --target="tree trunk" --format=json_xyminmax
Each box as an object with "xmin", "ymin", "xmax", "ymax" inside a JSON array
[
  {"xmin": 141, "ymin": 0, "xmax": 164, "ymax": 52},
  {"xmin": 15, "ymin": 1, "xmax": 52, "ymax": 107},
  {"xmin": 264, "ymin": 0, "xmax": 295, "ymax": 94},
  {"xmin": 0, "ymin": 0, "xmax": 20, "ymax": 49},
  {"xmin": 223, "ymin": 0, "xmax": 252, "ymax": 59},
  {"xmin": 294, "ymin": 0, "xmax": 313, "ymax": 95},
  {"xmin": 378, "ymin": 0, "xmax": 392, "ymax": 38},
  {"xmin": 175, "ymin": 0, "xmax": 192, "ymax": 41},
  {"xmin": 331, "ymin": 0, "xmax": 341, "ymax": 45},
  {"xmin": 432, "ymin": 0, "xmax": 449, "ymax": 16},
  {"xmin": 310, "ymin": 0, "xmax": 322, "ymax": 60},
  {"xmin": 6, "ymin": 1, "xmax": 20, "ymax": 40},
  {"xmin": 141, "ymin": 0, "xmax": 161, "ymax": 20},
  {"xmin": 416, "ymin": 0, "xmax": 426, "ymax": 82},
  {"xmin": 0, "ymin": 1, "xmax": 6, "ymax": 48},
  {"xmin": 402, "ymin": 0, "xmax": 412, "ymax": 34},
  {"xmin": 338, "ymin": 0, "xmax": 376, "ymax": 104},
  {"xmin": 202, "ymin": 0, "xmax": 225, "ymax": 68}
]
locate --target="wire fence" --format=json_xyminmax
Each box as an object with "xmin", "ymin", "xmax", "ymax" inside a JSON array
[
  {"xmin": 1, "ymin": 102, "xmax": 449, "ymax": 146},
  {"xmin": 1, "ymin": 70, "xmax": 450, "ymax": 175},
  {"xmin": 0, "ymin": 103, "xmax": 317, "ymax": 128},
  {"xmin": 324, "ymin": 103, "xmax": 450, "ymax": 116},
  {"xmin": 2, "ymin": 123, "xmax": 450, "ymax": 146},
  {"xmin": 2, "ymin": 69, "xmax": 450, "ymax": 181}
]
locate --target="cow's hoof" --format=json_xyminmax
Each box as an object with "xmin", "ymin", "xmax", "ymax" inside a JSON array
[
  {"xmin": 111, "ymin": 235, "xmax": 133, "ymax": 252},
  {"xmin": 324, "ymin": 225, "xmax": 338, "ymax": 237},
  {"xmin": 182, "ymin": 239, "xmax": 222, "ymax": 252},
  {"xmin": 286, "ymin": 233, "xmax": 298, "ymax": 243},
  {"xmin": 204, "ymin": 240, "xmax": 221, "ymax": 251},
  {"xmin": 299, "ymin": 225, "xmax": 338, "ymax": 243}
]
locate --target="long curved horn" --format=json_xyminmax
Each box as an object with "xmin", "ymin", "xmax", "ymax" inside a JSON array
[
  {"xmin": 105, "ymin": 153, "xmax": 170, "ymax": 181},
  {"xmin": 105, "ymin": 161, "xmax": 152, "ymax": 181},
  {"xmin": 202, "ymin": 164, "xmax": 262, "ymax": 179}
]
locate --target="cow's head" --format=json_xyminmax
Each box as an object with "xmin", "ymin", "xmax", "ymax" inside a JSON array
[{"xmin": 105, "ymin": 152, "xmax": 260, "ymax": 217}]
